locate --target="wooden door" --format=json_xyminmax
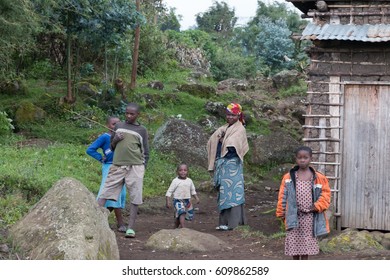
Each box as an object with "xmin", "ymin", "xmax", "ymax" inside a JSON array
[{"xmin": 342, "ymin": 84, "xmax": 390, "ymax": 230}]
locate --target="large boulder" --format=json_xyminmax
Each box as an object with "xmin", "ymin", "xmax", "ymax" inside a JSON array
[
  {"xmin": 14, "ymin": 102, "xmax": 46, "ymax": 125},
  {"xmin": 217, "ymin": 78, "xmax": 248, "ymax": 93},
  {"xmin": 272, "ymin": 70, "xmax": 301, "ymax": 89},
  {"xmin": 153, "ymin": 119, "xmax": 209, "ymax": 168},
  {"xmin": 0, "ymin": 79, "xmax": 27, "ymax": 95},
  {"xmin": 10, "ymin": 177, "xmax": 119, "ymax": 260},
  {"xmin": 320, "ymin": 228, "xmax": 384, "ymax": 252},
  {"xmin": 249, "ymin": 131, "xmax": 300, "ymax": 166},
  {"xmin": 204, "ymin": 101, "xmax": 226, "ymax": 119},
  {"xmin": 177, "ymin": 84, "xmax": 216, "ymax": 99},
  {"xmin": 145, "ymin": 228, "xmax": 227, "ymax": 252}
]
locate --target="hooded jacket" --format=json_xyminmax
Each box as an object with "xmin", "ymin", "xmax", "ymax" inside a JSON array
[{"xmin": 276, "ymin": 166, "xmax": 331, "ymax": 237}]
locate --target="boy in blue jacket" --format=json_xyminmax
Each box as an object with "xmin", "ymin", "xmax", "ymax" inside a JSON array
[{"xmin": 87, "ymin": 116, "xmax": 127, "ymax": 232}]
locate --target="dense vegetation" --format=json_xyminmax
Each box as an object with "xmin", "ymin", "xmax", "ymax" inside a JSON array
[{"xmin": 0, "ymin": 1, "xmax": 309, "ymax": 233}]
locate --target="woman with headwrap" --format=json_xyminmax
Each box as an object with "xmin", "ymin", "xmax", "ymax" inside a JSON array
[{"xmin": 207, "ymin": 103, "xmax": 249, "ymax": 230}]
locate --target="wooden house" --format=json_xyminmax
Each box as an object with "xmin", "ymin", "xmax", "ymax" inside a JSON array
[{"xmin": 287, "ymin": 0, "xmax": 390, "ymax": 231}]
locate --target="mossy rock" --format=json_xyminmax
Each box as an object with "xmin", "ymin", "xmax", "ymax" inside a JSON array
[
  {"xmin": 0, "ymin": 80, "xmax": 27, "ymax": 96},
  {"xmin": 177, "ymin": 84, "xmax": 216, "ymax": 98},
  {"xmin": 76, "ymin": 82, "xmax": 98, "ymax": 97},
  {"xmin": 15, "ymin": 102, "xmax": 46, "ymax": 125},
  {"xmin": 320, "ymin": 229, "xmax": 384, "ymax": 253}
]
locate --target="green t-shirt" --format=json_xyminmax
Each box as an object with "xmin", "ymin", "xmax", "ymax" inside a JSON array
[{"xmin": 112, "ymin": 122, "xmax": 149, "ymax": 166}]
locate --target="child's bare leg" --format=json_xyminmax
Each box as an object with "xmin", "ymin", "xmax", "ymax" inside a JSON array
[
  {"xmin": 179, "ymin": 214, "xmax": 185, "ymax": 228},
  {"xmin": 292, "ymin": 255, "xmax": 300, "ymax": 260},
  {"xmin": 97, "ymin": 198, "xmax": 106, "ymax": 207},
  {"xmin": 114, "ymin": 209, "xmax": 125, "ymax": 227},
  {"xmin": 301, "ymin": 255, "xmax": 309, "ymax": 260},
  {"xmin": 127, "ymin": 203, "xmax": 138, "ymax": 229},
  {"xmin": 175, "ymin": 218, "xmax": 180, "ymax": 228}
]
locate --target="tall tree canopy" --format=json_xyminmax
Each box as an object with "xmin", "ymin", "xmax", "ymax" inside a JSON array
[
  {"xmin": 159, "ymin": 7, "xmax": 181, "ymax": 32},
  {"xmin": 0, "ymin": 0, "xmax": 39, "ymax": 79},
  {"xmin": 33, "ymin": 0, "xmax": 143, "ymax": 101},
  {"xmin": 196, "ymin": 1, "xmax": 237, "ymax": 36},
  {"xmin": 255, "ymin": 17, "xmax": 295, "ymax": 74},
  {"xmin": 250, "ymin": 1, "xmax": 304, "ymax": 33}
]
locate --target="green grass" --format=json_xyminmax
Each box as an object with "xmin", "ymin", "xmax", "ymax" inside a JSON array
[
  {"xmin": 26, "ymin": 116, "xmax": 104, "ymax": 145},
  {"xmin": 0, "ymin": 135, "xmax": 210, "ymax": 228},
  {"xmin": 0, "ymin": 142, "xmax": 100, "ymax": 196},
  {"xmin": 235, "ymin": 225, "xmax": 267, "ymax": 239},
  {"xmin": 269, "ymin": 231, "xmax": 286, "ymax": 239},
  {"xmin": 0, "ymin": 138, "xmax": 102, "ymax": 227},
  {"xmin": 277, "ymin": 80, "xmax": 307, "ymax": 98}
]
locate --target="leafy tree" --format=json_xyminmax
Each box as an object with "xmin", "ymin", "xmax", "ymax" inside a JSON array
[
  {"xmin": 79, "ymin": 0, "xmax": 144, "ymax": 82},
  {"xmin": 250, "ymin": 1, "xmax": 304, "ymax": 33},
  {"xmin": 255, "ymin": 17, "xmax": 295, "ymax": 75},
  {"xmin": 160, "ymin": 7, "xmax": 181, "ymax": 32},
  {"xmin": 196, "ymin": 1, "xmax": 237, "ymax": 37},
  {"xmin": 137, "ymin": 25, "xmax": 172, "ymax": 75},
  {"xmin": 0, "ymin": 0, "xmax": 38, "ymax": 80},
  {"xmin": 34, "ymin": 0, "xmax": 143, "ymax": 102}
]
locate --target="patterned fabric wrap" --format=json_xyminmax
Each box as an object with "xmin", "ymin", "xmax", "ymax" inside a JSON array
[
  {"xmin": 97, "ymin": 163, "xmax": 126, "ymax": 209},
  {"xmin": 213, "ymin": 156, "xmax": 245, "ymax": 212},
  {"xmin": 226, "ymin": 103, "xmax": 242, "ymax": 115},
  {"xmin": 226, "ymin": 103, "xmax": 244, "ymax": 124},
  {"xmin": 173, "ymin": 199, "xmax": 194, "ymax": 221}
]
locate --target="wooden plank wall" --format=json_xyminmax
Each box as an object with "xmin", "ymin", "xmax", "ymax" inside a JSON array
[{"xmin": 341, "ymin": 84, "xmax": 390, "ymax": 230}]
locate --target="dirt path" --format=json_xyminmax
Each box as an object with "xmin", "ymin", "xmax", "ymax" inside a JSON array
[{"xmin": 113, "ymin": 186, "xmax": 390, "ymax": 260}]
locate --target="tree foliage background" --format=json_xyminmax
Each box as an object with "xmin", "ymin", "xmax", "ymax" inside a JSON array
[{"xmin": 0, "ymin": 0, "xmax": 309, "ymax": 85}]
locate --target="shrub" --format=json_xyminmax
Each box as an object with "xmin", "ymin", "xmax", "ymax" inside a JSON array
[
  {"xmin": 0, "ymin": 111, "xmax": 14, "ymax": 135},
  {"xmin": 210, "ymin": 47, "xmax": 257, "ymax": 81},
  {"xmin": 26, "ymin": 59, "xmax": 62, "ymax": 80}
]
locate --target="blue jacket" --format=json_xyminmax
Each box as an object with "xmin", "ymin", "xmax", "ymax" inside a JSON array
[{"xmin": 86, "ymin": 133, "xmax": 114, "ymax": 164}]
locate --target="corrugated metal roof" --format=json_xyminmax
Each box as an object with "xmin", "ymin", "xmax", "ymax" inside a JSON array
[{"xmin": 301, "ymin": 22, "xmax": 390, "ymax": 42}]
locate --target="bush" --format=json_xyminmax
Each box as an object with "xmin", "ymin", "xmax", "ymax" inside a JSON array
[
  {"xmin": 0, "ymin": 79, "xmax": 28, "ymax": 96},
  {"xmin": 0, "ymin": 111, "xmax": 14, "ymax": 135},
  {"xmin": 26, "ymin": 59, "xmax": 63, "ymax": 80},
  {"xmin": 138, "ymin": 25, "xmax": 173, "ymax": 75},
  {"xmin": 210, "ymin": 47, "xmax": 257, "ymax": 81}
]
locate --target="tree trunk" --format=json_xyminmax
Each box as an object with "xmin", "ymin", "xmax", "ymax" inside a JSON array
[
  {"xmin": 130, "ymin": 0, "xmax": 141, "ymax": 90},
  {"xmin": 65, "ymin": 12, "xmax": 74, "ymax": 103},
  {"xmin": 104, "ymin": 44, "xmax": 108, "ymax": 82}
]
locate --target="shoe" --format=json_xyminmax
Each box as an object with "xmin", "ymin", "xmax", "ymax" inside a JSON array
[
  {"xmin": 125, "ymin": 228, "xmax": 136, "ymax": 238},
  {"xmin": 215, "ymin": 225, "xmax": 229, "ymax": 231},
  {"xmin": 117, "ymin": 225, "xmax": 127, "ymax": 232}
]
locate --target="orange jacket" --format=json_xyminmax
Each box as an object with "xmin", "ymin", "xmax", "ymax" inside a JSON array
[{"xmin": 276, "ymin": 166, "xmax": 331, "ymax": 235}]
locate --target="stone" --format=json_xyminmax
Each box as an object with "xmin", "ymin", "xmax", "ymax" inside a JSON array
[
  {"xmin": 0, "ymin": 244, "xmax": 9, "ymax": 253},
  {"xmin": 324, "ymin": 229, "xmax": 383, "ymax": 252},
  {"xmin": 15, "ymin": 102, "xmax": 46, "ymax": 125},
  {"xmin": 153, "ymin": 119, "xmax": 209, "ymax": 168},
  {"xmin": 272, "ymin": 70, "xmax": 300, "ymax": 89},
  {"xmin": 249, "ymin": 131, "xmax": 300, "ymax": 166},
  {"xmin": 145, "ymin": 228, "xmax": 227, "ymax": 252},
  {"xmin": 177, "ymin": 84, "xmax": 216, "ymax": 99},
  {"xmin": 10, "ymin": 177, "xmax": 119, "ymax": 260}
]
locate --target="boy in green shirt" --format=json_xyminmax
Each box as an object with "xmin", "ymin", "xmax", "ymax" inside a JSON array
[{"xmin": 98, "ymin": 103, "xmax": 149, "ymax": 238}]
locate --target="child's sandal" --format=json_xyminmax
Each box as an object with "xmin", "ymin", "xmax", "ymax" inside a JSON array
[{"xmin": 125, "ymin": 229, "xmax": 136, "ymax": 238}]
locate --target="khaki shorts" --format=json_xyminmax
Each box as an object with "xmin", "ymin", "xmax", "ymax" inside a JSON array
[{"xmin": 99, "ymin": 164, "xmax": 145, "ymax": 205}]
